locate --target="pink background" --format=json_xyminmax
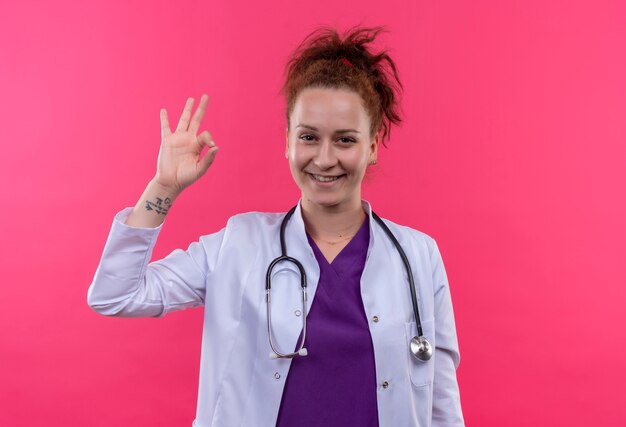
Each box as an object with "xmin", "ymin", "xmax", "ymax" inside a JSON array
[{"xmin": 1, "ymin": 0, "xmax": 625, "ymax": 425}]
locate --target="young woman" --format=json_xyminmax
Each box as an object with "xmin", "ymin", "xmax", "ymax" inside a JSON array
[{"xmin": 88, "ymin": 25, "xmax": 464, "ymax": 427}]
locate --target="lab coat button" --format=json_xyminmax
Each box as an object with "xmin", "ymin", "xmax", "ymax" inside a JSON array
[
  {"xmin": 294, "ymin": 309, "xmax": 302, "ymax": 317},
  {"xmin": 274, "ymin": 372, "xmax": 281, "ymax": 380},
  {"xmin": 382, "ymin": 381, "xmax": 389, "ymax": 389},
  {"xmin": 372, "ymin": 315, "xmax": 380, "ymax": 323}
]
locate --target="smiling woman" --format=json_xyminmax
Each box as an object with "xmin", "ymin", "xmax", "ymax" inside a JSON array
[
  {"xmin": 281, "ymin": 26, "xmax": 404, "ymax": 264},
  {"xmin": 87, "ymin": 24, "xmax": 464, "ymax": 427}
]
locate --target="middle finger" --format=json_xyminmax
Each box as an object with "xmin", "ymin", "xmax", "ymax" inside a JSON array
[
  {"xmin": 176, "ymin": 97, "xmax": 195, "ymax": 132},
  {"xmin": 188, "ymin": 94, "xmax": 209, "ymax": 135}
]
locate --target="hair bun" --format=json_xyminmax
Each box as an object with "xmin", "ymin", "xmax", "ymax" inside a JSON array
[{"xmin": 280, "ymin": 25, "xmax": 403, "ymax": 147}]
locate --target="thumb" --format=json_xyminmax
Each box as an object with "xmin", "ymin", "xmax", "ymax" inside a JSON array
[
  {"xmin": 196, "ymin": 130, "xmax": 218, "ymax": 174},
  {"xmin": 198, "ymin": 146, "xmax": 219, "ymax": 176}
]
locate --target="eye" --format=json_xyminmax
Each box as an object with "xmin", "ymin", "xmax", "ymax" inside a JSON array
[
  {"xmin": 338, "ymin": 137, "xmax": 356, "ymax": 144},
  {"xmin": 299, "ymin": 134, "xmax": 316, "ymax": 142}
]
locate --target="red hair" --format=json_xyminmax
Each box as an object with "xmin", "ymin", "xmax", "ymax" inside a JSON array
[{"xmin": 280, "ymin": 25, "xmax": 403, "ymax": 147}]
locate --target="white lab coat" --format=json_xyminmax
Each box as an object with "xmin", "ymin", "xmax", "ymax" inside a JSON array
[{"xmin": 87, "ymin": 199, "xmax": 464, "ymax": 427}]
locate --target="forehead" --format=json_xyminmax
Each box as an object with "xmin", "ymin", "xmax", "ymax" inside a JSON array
[{"xmin": 291, "ymin": 87, "xmax": 369, "ymax": 129}]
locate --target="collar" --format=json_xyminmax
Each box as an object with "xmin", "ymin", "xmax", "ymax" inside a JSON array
[{"xmin": 289, "ymin": 198, "xmax": 379, "ymax": 257}]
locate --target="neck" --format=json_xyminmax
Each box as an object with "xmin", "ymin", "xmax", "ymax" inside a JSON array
[{"xmin": 300, "ymin": 197, "xmax": 367, "ymax": 242}]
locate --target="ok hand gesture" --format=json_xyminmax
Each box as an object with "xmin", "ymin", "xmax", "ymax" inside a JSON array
[{"xmin": 154, "ymin": 94, "xmax": 219, "ymax": 194}]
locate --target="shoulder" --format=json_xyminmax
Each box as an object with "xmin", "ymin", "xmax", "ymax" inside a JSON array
[
  {"xmin": 195, "ymin": 210, "xmax": 285, "ymax": 247},
  {"xmin": 227, "ymin": 210, "xmax": 284, "ymax": 226},
  {"xmin": 196, "ymin": 210, "xmax": 286, "ymax": 262},
  {"xmin": 373, "ymin": 215, "xmax": 448, "ymax": 290},
  {"xmin": 221, "ymin": 209, "xmax": 285, "ymax": 237},
  {"xmin": 374, "ymin": 214, "xmax": 438, "ymax": 258}
]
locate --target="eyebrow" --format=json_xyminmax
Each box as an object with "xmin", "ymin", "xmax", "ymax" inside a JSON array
[{"xmin": 296, "ymin": 124, "xmax": 360, "ymax": 134}]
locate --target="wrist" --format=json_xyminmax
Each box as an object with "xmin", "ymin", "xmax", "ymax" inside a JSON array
[{"xmin": 149, "ymin": 178, "xmax": 182, "ymax": 199}]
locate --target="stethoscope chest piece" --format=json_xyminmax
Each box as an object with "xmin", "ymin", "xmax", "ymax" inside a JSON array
[{"xmin": 410, "ymin": 336, "xmax": 433, "ymax": 361}]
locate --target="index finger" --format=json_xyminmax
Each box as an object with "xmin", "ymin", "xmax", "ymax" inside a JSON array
[{"xmin": 160, "ymin": 108, "xmax": 171, "ymax": 139}]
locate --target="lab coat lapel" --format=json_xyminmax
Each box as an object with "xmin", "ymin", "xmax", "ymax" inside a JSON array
[
  {"xmin": 286, "ymin": 199, "xmax": 321, "ymax": 310},
  {"xmin": 360, "ymin": 199, "xmax": 421, "ymax": 427},
  {"xmin": 240, "ymin": 200, "xmax": 321, "ymax": 426},
  {"xmin": 255, "ymin": 199, "xmax": 321, "ymax": 359},
  {"xmin": 360, "ymin": 199, "xmax": 418, "ymax": 324}
]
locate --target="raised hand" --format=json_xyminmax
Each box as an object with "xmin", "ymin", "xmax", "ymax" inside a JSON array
[{"xmin": 153, "ymin": 94, "xmax": 219, "ymax": 194}]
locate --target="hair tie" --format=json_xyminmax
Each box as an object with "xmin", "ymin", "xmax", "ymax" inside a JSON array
[{"xmin": 340, "ymin": 57, "xmax": 353, "ymax": 68}]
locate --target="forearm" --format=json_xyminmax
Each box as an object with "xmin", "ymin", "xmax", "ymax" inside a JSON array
[
  {"xmin": 124, "ymin": 178, "xmax": 181, "ymax": 228},
  {"xmin": 87, "ymin": 204, "xmax": 221, "ymax": 318}
]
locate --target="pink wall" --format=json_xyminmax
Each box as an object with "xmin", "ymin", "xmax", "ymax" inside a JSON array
[{"xmin": 1, "ymin": 0, "xmax": 625, "ymax": 425}]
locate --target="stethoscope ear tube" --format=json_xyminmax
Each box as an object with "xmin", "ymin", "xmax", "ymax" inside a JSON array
[
  {"xmin": 265, "ymin": 257, "xmax": 309, "ymax": 359},
  {"xmin": 266, "ymin": 206, "xmax": 309, "ymax": 359}
]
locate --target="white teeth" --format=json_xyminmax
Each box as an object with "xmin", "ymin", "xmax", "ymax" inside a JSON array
[{"xmin": 312, "ymin": 174, "xmax": 340, "ymax": 182}]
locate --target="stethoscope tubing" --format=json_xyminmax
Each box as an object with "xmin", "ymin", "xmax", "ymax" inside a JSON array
[
  {"xmin": 265, "ymin": 205, "xmax": 430, "ymax": 360},
  {"xmin": 266, "ymin": 206, "xmax": 308, "ymax": 359},
  {"xmin": 370, "ymin": 211, "xmax": 424, "ymax": 338}
]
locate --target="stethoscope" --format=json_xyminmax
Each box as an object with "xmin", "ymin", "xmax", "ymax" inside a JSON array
[{"xmin": 265, "ymin": 205, "xmax": 433, "ymax": 362}]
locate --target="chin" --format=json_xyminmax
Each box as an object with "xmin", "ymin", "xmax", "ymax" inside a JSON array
[{"xmin": 302, "ymin": 192, "xmax": 350, "ymax": 209}]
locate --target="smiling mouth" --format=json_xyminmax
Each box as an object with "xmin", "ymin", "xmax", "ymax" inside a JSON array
[{"xmin": 307, "ymin": 173, "xmax": 346, "ymax": 182}]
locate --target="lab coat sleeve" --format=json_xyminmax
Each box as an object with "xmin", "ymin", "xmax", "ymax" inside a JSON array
[
  {"xmin": 87, "ymin": 207, "xmax": 226, "ymax": 318},
  {"xmin": 430, "ymin": 239, "xmax": 465, "ymax": 426}
]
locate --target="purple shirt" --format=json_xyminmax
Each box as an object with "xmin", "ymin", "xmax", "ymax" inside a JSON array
[{"xmin": 275, "ymin": 215, "xmax": 379, "ymax": 427}]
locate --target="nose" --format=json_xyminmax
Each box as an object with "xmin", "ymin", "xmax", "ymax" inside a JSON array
[{"xmin": 313, "ymin": 140, "xmax": 337, "ymax": 170}]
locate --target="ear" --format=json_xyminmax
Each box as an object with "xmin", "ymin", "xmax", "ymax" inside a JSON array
[{"xmin": 370, "ymin": 132, "xmax": 379, "ymax": 162}]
